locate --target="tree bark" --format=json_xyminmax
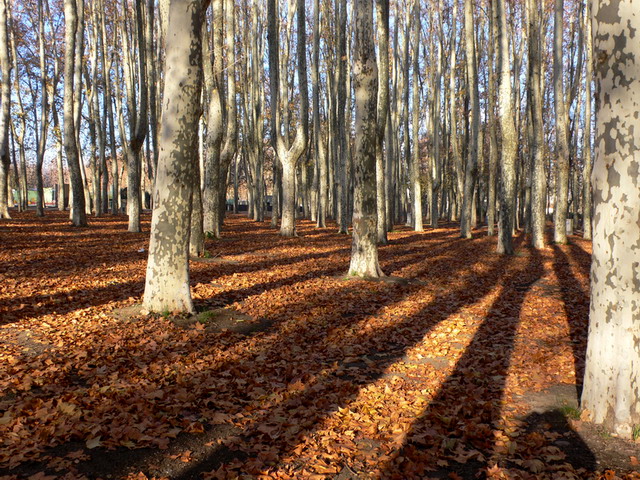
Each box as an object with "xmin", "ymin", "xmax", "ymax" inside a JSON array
[
  {"xmin": 496, "ymin": 0, "xmax": 517, "ymax": 254},
  {"xmin": 143, "ymin": 0, "xmax": 207, "ymax": 314},
  {"xmin": 348, "ymin": 0, "xmax": 382, "ymax": 278},
  {"xmin": 0, "ymin": 0, "xmax": 11, "ymax": 219},
  {"xmin": 204, "ymin": 0, "xmax": 224, "ymax": 236},
  {"xmin": 581, "ymin": 0, "xmax": 640, "ymax": 439},
  {"xmin": 460, "ymin": 0, "xmax": 478, "ymax": 238},
  {"xmin": 553, "ymin": 0, "xmax": 570, "ymax": 244},
  {"xmin": 410, "ymin": 0, "xmax": 422, "ymax": 232},
  {"xmin": 375, "ymin": 0, "xmax": 389, "ymax": 243},
  {"xmin": 527, "ymin": 0, "xmax": 546, "ymax": 249},
  {"xmin": 63, "ymin": 0, "xmax": 87, "ymax": 226},
  {"xmin": 582, "ymin": 0, "xmax": 593, "ymax": 240}
]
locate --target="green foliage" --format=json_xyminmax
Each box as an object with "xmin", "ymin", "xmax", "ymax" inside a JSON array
[{"xmin": 632, "ymin": 424, "xmax": 640, "ymax": 441}]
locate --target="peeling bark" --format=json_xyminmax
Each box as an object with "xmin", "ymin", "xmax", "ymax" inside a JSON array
[
  {"xmin": 581, "ymin": 0, "xmax": 640, "ymax": 439},
  {"xmin": 143, "ymin": 0, "xmax": 207, "ymax": 313}
]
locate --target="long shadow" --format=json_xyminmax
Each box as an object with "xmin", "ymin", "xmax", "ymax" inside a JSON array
[
  {"xmin": 566, "ymin": 240, "xmax": 592, "ymax": 279},
  {"xmin": 195, "ymin": 235, "xmax": 467, "ymax": 311},
  {"xmin": 0, "ymin": 279, "xmax": 145, "ymax": 326},
  {"xmin": 2, "ymin": 230, "xmax": 490, "ymax": 477},
  {"xmin": 551, "ymin": 244, "xmax": 589, "ymax": 399},
  {"xmin": 3, "ymin": 222, "xmax": 550, "ymax": 479},
  {"xmin": 380, "ymin": 247, "xmax": 553, "ymax": 478},
  {"xmin": 168, "ymin": 239, "xmax": 514, "ymax": 478}
]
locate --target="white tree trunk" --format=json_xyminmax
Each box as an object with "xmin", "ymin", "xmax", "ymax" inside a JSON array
[
  {"xmin": 581, "ymin": 0, "xmax": 640, "ymax": 439},
  {"xmin": 143, "ymin": 0, "xmax": 206, "ymax": 314}
]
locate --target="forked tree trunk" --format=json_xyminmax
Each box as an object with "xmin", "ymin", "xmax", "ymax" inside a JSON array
[
  {"xmin": 348, "ymin": 0, "xmax": 382, "ymax": 278},
  {"xmin": 278, "ymin": 0, "xmax": 308, "ymax": 237},
  {"xmin": 143, "ymin": 0, "xmax": 207, "ymax": 314},
  {"xmin": 581, "ymin": 0, "xmax": 640, "ymax": 439}
]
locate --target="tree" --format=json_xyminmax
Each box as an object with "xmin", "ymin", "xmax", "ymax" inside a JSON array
[
  {"xmin": 311, "ymin": 0, "xmax": 326, "ymax": 228},
  {"xmin": 203, "ymin": 0, "xmax": 224, "ymax": 237},
  {"xmin": 143, "ymin": 0, "xmax": 208, "ymax": 313},
  {"xmin": 375, "ymin": 0, "xmax": 389, "ymax": 244},
  {"xmin": 527, "ymin": 0, "xmax": 545, "ymax": 249},
  {"xmin": 459, "ymin": 0, "xmax": 478, "ymax": 239},
  {"xmin": 553, "ymin": 0, "xmax": 570, "ymax": 244},
  {"xmin": 581, "ymin": 0, "xmax": 640, "ymax": 439},
  {"xmin": 495, "ymin": 0, "xmax": 517, "ymax": 255},
  {"xmin": 582, "ymin": 0, "xmax": 593, "ymax": 240},
  {"xmin": 122, "ymin": 0, "xmax": 148, "ymax": 232},
  {"xmin": 0, "ymin": 0, "xmax": 10, "ymax": 219},
  {"xmin": 410, "ymin": 0, "xmax": 422, "ymax": 232},
  {"xmin": 279, "ymin": 0, "xmax": 307, "ymax": 237},
  {"xmin": 348, "ymin": 0, "xmax": 382, "ymax": 278},
  {"xmin": 63, "ymin": 0, "xmax": 87, "ymax": 227}
]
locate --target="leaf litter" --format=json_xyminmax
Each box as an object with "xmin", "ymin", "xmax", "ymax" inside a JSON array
[{"xmin": 0, "ymin": 211, "xmax": 638, "ymax": 479}]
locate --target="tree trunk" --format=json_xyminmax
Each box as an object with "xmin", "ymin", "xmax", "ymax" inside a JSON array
[
  {"xmin": 496, "ymin": 0, "xmax": 517, "ymax": 254},
  {"xmin": 204, "ymin": 0, "xmax": 224, "ymax": 237},
  {"xmin": 553, "ymin": 0, "xmax": 570, "ymax": 244},
  {"xmin": 348, "ymin": 0, "xmax": 382, "ymax": 278},
  {"xmin": 143, "ymin": 0, "xmax": 207, "ymax": 314},
  {"xmin": 410, "ymin": 0, "xmax": 422, "ymax": 232},
  {"xmin": 63, "ymin": 0, "xmax": 87, "ymax": 226},
  {"xmin": 581, "ymin": 0, "xmax": 640, "ymax": 439},
  {"xmin": 336, "ymin": 0, "xmax": 349, "ymax": 234},
  {"xmin": 375, "ymin": 0, "xmax": 389, "ymax": 244},
  {"xmin": 486, "ymin": 0, "xmax": 498, "ymax": 236},
  {"xmin": 582, "ymin": 0, "xmax": 593, "ymax": 240},
  {"xmin": 460, "ymin": 0, "xmax": 478, "ymax": 238},
  {"xmin": 0, "ymin": 0, "xmax": 11, "ymax": 219}
]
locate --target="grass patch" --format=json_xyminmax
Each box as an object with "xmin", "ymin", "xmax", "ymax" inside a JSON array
[{"xmin": 559, "ymin": 405, "xmax": 582, "ymax": 420}]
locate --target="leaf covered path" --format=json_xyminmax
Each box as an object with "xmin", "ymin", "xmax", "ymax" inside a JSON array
[{"xmin": 0, "ymin": 212, "xmax": 638, "ymax": 479}]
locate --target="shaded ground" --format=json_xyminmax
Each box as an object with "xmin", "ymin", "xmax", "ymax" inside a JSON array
[{"xmin": 0, "ymin": 211, "xmax": 638, "ymax": 480}]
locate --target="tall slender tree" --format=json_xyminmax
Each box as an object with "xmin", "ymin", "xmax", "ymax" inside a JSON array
[
  {"xmin": 553, "ymin": 0, "xmax": 570, "ymax": 244},
  {"xmin": 527, "ymin": 0, "xmax": 546, "ymax": 249},
  {"xmin": 460, "ymin": 0, "xmax": 478, "ymax": 238},
  {"xmin": 375, "ymin": 0, "xmax": 389, "ymax": 243},
  {"xmin": 63, "ymin": 0, "xmax": 87, "ymax": 226},
  {"xmin": 496, "ymin": 0, "xmax": 517, "ymax": 254},
  {"xmin": 410, "ymin": 0, "xmax": 422, "ymax": 232},
  {"xmin": 582, "ymin": 0, "xmax": 593, "ymax": 240},
  {"xmin": 0, "ymin": 0, "xmax": 10, "ymax": 219}
]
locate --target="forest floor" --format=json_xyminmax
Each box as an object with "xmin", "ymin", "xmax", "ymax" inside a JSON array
[{"xmin": 1, "ymin": 210, "xmax": 639, "ymax": 480}]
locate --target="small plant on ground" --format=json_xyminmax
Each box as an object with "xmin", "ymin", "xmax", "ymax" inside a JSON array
[{"xmin": 559, "ymin": 405, "xmax": 581, "ymax": 420}]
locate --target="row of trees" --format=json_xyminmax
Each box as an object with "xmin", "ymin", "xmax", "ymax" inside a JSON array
[
  {"xmin": 2, "ymin": 0, "xmax": 593, "ymax": 246},
  {"xmin": 1, "ymin": 0, "xmax": 639, "ymax": 442}
]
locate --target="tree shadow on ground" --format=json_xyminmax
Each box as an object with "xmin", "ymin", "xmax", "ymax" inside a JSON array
[
  {"xmin": 551, "ymin": 244, "xmax": 589, "ymax": 400},
  {"xmin": 164, "ymin": 238, "xmax": 515, "ymax": 479},
  {"xmin": 376, "ymin": 246, "xmax": 592, "ymax": 478}
]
